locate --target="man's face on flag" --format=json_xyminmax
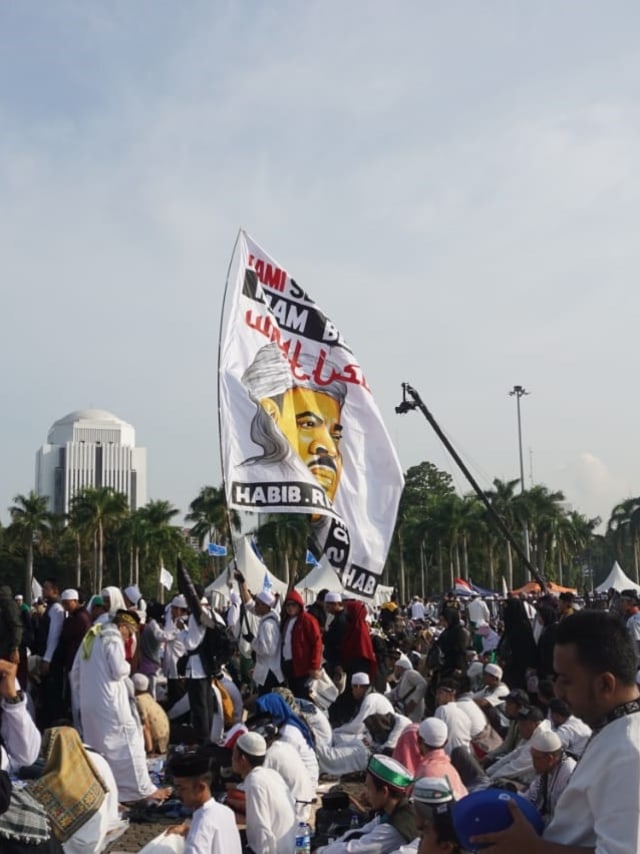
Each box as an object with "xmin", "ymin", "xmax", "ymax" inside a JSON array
[{"xmin": 260, "ymin": 386, "xmax": 344, "ymax": 502}]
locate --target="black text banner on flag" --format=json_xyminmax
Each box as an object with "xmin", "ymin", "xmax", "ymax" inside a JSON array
[{"xmin": 219, "ymin": 232, "xmax": 403, "ymax": 597}]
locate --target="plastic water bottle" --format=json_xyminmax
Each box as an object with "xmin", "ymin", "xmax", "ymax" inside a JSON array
[{"xmin": 295, "ymin": 820, "xmax": 311, "ymax": 853}]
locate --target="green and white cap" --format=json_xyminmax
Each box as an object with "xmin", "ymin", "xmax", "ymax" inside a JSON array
[
  {"xmin": 412, "ymin": 777, "xmax": 454, "ymax": 805},
  {"xmin": 367, "ymin": 755, "xmax": 413, "ymax": 790}
]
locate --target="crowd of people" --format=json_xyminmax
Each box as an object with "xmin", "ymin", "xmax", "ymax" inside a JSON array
[{"xmin": 0, "ymin": 574, "xmax": 639, "ymax": 853}]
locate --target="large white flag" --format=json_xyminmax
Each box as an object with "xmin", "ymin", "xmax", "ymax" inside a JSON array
[{"xmin": 219, "ymin": 232, "xmax": 404, "ymax": 597}]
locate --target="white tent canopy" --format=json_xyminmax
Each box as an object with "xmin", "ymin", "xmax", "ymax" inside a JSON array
[
  {"xmin": 596, "ymin": 561, "xmax": 640, "ymax": 594},
  {"xmin": 295, "ymin": 560, "xmax": 344, "ymax": 604},
  {"xmin": 205, "ymin": 535, "xmax": 288, "ymax": 606},
  {"xmin": 295, "ymin": 558, "xmax": 395, "ymax": 608}
]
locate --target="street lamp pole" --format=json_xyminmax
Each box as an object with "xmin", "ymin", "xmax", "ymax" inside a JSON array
[{"xmin": 509, "ymin": 385, "xmax": 531, "ymax": 563}]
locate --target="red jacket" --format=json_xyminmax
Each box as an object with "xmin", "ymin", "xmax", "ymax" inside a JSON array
[{"xmin": 282, "ymin": 590, "xmax": 323, "ymax": 678}]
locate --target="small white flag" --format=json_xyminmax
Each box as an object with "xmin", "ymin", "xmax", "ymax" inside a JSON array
[
  {"xmin": 159, "ymin": 566, "xmax": 174, "ymax": 591},
  {"xmin": 32, "ymin": 577, "xmax": 43, "ymax": 602}
]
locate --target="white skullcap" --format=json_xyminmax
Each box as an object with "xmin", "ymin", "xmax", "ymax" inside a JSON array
[
  {"xmin": 395, "ymin": 654, "xmax": 413, "ymax": 671},
  {"xmin": 132, "ymin": 673, "xmax": 149, "ymax": 692},
  {"xmin": 124, "ymin": 584, "xmax": 142, "ymax": 603},
  {"xmin": 351, "ymin": 672, "xmax": 370, "ymax": 686},
  {"xmin": 418, "ymin": 717, "xmax": 448, "ymax": 748},
  {"xmin": 484, "ymin": 663, "xmax": 503, "ymax": 680},
  {"xmin": 256, "ymin": 590, "xmax": 275, "ymax": 608},
  {"xmin": 530, "ymin": 728, "xmax": 563, "ymax": 753},
  {"xmin": 325, "ymin": 591, "xmax": 342, "ymax": 603},
  {"xmin": 170, "ymin": 594, "xmax": 188, "ymax": 609},
  {"xmin": 14, "ymin": 594, "xmax": 23, "ymax": 600},
  {"xmin": 237, "ymin": 731, "xmax": 267, "ymax": 757},
  {"xmin": 60, "ymin": 589, "xmax": 79, "ymax": 601}
]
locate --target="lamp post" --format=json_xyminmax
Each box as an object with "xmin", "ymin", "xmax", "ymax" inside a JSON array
[{"xmin": 509, "ymin": 385, "xmax": 531, "ymax": 563}]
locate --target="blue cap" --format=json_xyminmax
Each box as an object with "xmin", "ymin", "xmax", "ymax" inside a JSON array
[{"xmin": 452, "ymin": 789, "xmax": 544, "ymax": 851}]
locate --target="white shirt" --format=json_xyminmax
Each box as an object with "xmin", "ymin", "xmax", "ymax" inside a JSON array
[
  {"xmin": 545, "ymin": 712, "xmax": 640, "ymax": 851},
  {"xmin": 244, "ymin": 766, "xmax": 296, "ymax": 854},
  {"xmin": 181, "ymin": 615, "xmax": 207, "ymax": 679},
  {"xmin": 264, "ymin": 740, "xmax": 315, "ymax": 821},
  {"xmin": 487, "ymin": 721, "xmax": 551, "ymax": 784},
  {"xmin": 185, "ymin": 797, "xmax": 242, "ymax": 854},
  {"xmin": 251, "ymin": 611, "xmax": 284, "ymax": 686},
  {"xmin": 435, "ymin": 702, "xmax": 472, "ymax": 754},
  {"xmin": 44, "ymin": 601, "xmax": 65, "ymax": 662},
  {"xmin": 318, "ymin": 812, "xmax": 407, "ymax": 853},
  {"xmin": 0, "ymin": 690, "xmax": 41, "ymax": 771},
  {"xmin": 282, "ymin": 616, "xmax": 296, "ymax": 661},
  {"xmin": 525, "ymin": 755, "xmax": 576, "ymax": 823},
  {"xmin": 457, "ymin": 693, "xmax": 491, "ymax": 738},
  {"xmin": 553, "ymin": 715, "xmax": 592, "ymax": 757},
  {"xmin": 409, "ymin": 601, "xmax": 425, "ymax": 621},
  {"xmin": 473, "ymin": 682, "xmax": 509, "ymax": 707},
  {"xmin": 334, "ymin": 692, "xmax": 395, "ymax": 737},
  {"xmin": 280, "ymin": 722, "xmax": 320, "ymax": 788},
  {"xmin": 391, "ymin": 670, "xmax": 426, "ymax": 722},
  {"xmin": 468, "ymin": 599, "xmax": 490, "ymax": 625},
  {"xmin": 627, "ymin": 612, "xmax": 640, "ymax": 644}
]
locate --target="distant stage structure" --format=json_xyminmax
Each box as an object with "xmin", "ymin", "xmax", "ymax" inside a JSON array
[{"xmin": 35, "ymin": 409, "xmax": 147, "ymax": 514}]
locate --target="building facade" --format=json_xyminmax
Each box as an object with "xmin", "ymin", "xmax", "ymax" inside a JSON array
[{"xmin": 35, "ymin": 409, "xmax": 147, "ymax": 515}]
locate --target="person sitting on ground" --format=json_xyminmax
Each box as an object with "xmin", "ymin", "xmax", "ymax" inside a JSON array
[
  {"xmin": 410, "ymin": 776, "xmax": 464, "ymax": 854},
  {"xmin": 392, "ymin": 723, "xmax": 421, "ymax": 776},
  {"xmin": 524, "ymin": 728, "xmax": 576, "ymax": 826},
  {"xmin": 155, "ymin": 752, "xmax": 242, "ymax": 854},
  {"xmin": 364, "ymin": 711, "xmax": 412, "ymax": 755},
  {"xmin": 26, "ymin": 725, "xmax": 125, "ymax": 854},
  {"xmin": 316, "ymin": 755, "xmax": 419, "ymax": 854},
  {"xmin": 547, "ymin": 698, "xmax": 591, "ymax": 758},
  {"xmin": 250, "ymin": 717, "xmax": 315, "ymax": 822},
  {"xmin": 415, "ymin": 718, "xmax": 468, "ymax": 801},
  {"xmin": 132, "ymin": 673, "xmax": 170, "ymax": 755},
  {"xmin": 231, "ymin": 731, "xmax": 296, "ymax": 854},
  {"xmin": 433, "ymin": 680, "xmax": 473, "ymax": 756},
  {"xmin": 480, "ymin": 689, "xmax": 529, "ymax": 768},
  {"xmin": 486, "ymin": 705, "xmax": 550, "ymax": 788},
  {"xmin": 387, "ymin": 655, "xmax": 427, "ymax": 722},
  {"xmin": 333, "ymin": 672, "xmax": 395, "ymax": 741},
  {"xmin": 473, "ymin": 663, "xmax": 510, "ymax": 711},
  {"xmin": 254, "ymin": 692, "xmax": 319, "ymax": 790}
]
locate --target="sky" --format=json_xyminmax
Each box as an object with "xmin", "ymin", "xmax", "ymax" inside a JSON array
[{"xmin": 2, "ymin": 1, "xmax": 640, "ymax": 529}]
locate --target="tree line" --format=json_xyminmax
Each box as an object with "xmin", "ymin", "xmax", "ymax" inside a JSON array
[{"xmin": 2, "ymin": 462, "xmax": 637, "ymax": 602}]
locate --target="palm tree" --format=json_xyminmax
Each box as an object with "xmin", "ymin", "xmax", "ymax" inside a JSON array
[
  {"xmin": 186, "ymin": 485, "xmax": 240, "ymax": 549},
  {"xmin": 70, "ymin": 487, "xmax": 129, "ymax": 592},
  {"xmin": 8, "ymin": 491, "xmax": 52, "ymax": 603},
  {"xmin": 254, "ymin": 514, "xmax": 310, "ymax": 588},
  {"xmin": 485, "ymin": 478, "xmax": 521, "ymax": 589},
  {"xmin": 607, "ymin": 498, "xmax": 640, "ymax": 583},
  {"xmin": 515, "ymin": 485, "xmax": 565, "ymax": 577},
  {"xmin": 139, "ymin": 500, "xmax": 182, "ymax": 601}
]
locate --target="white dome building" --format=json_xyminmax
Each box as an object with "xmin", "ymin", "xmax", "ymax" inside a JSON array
[{"xmin": 36, "ymin": 409, "xmax": 147, "ymax": 515}]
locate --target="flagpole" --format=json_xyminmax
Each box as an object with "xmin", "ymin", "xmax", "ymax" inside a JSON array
[{"xmin": 217, "ymin": 228, "xmax": 243, "ymax": 583}]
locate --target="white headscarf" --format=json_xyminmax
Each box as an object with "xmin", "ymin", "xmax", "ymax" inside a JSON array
[{"xmin": 101, "ymin": 586, "xmax": 126, "ymax": 616}]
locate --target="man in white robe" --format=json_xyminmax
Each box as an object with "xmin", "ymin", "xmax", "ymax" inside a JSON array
[
  {"xmin": 232, "ymin": 731, "xmax": 296, "ymax": 854},
  {"xmin": 71, "ymin": 611, "xmax": 169, "ymax": 803}
]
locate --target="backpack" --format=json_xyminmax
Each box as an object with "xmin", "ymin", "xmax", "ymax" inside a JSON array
[{"xmin": 196, "ymin": 623, "xmax": 234, "ymax": 677}]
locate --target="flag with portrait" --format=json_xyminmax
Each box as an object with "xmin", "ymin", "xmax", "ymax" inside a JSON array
[{"xmin": 219, "ymin": 231, "xmax": 403, "ymax": 597}]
